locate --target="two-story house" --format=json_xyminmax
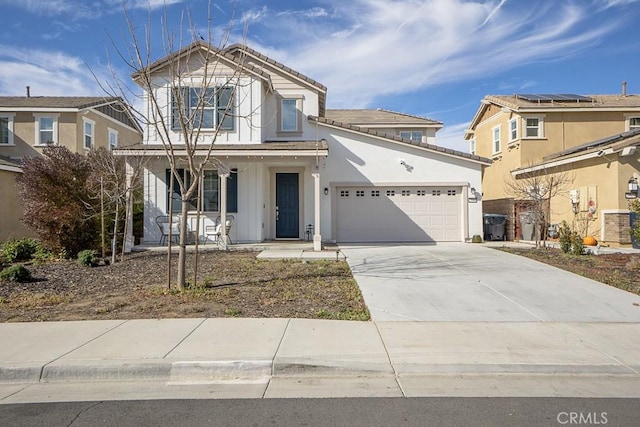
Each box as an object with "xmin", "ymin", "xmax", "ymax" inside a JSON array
[
  {"xmin": 0, "ymin": 96, "xmax": 142, "ymax": 242},
  {"xmin": 465, "ymin": 91, "xmax": 640, "ymax": 244},
  {"xmin": 116, "ymin": 42, "xmax": 490, "ymax": 248}
]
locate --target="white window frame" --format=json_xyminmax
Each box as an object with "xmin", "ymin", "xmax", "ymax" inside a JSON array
[
  {"xmin": 0, "ymin": 113, "xmax": 15, "ymax": 145},
  {"xmin": 277, "ymin": 95, "xmax": 303, "ymax": 135},
  {"xmin": 83, "ymin": 117, "xmax": 95, "ymax": 150},
  {"xmin": 625, "ymin": 114, "xmax": 640, "ymax": 131},
  {"xmin": 400, "ymin": 131, "xmax": 423, "ymax": 143},
  {"xmin": 108, "ymin": 128, "xmax": 118, "ymax": 150},
  {"xmin": 34, "ymin": 114, "xmax": 59, "ymax": 146},
  {"xmin": 492, "ymin": 125, "xmax": 501, "ymax": 154},
  {"xmin": 522, "ymin": 115, "xmax": 545, "ymax": 139},
  {"xmin": 509, "ymin": 118, "xmax": 518, "ymax": 142},
  {"xmin": 469, "ymin": 138, "xmax": 476, "ymax": 155}
]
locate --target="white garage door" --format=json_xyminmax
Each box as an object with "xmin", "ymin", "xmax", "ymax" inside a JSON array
[{"xmin": 335, "ymin": 186, "xmax": 461, "ymax": 242}]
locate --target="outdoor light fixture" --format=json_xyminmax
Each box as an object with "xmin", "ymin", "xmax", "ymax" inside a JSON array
[
  {"xmin": 468, "ymin": 187, "xmax": 479, "ymax": 202},
  {"xmin": 324, "ymin": 187, "xmax": 329, "ymax": 195},
  {"xmin": 625, "ymin": 176, "xmax": 639, "ymax": 199}
]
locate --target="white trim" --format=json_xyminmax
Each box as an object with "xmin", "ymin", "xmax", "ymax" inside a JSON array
[
  {"xmin": 113, "ymin": 148, "xmax": 328, "ymax": 157},
  {"xmin": 33, "ymin": 113, "xmax": 59, "ymax": 145},
  {"xmin": 0, "ymin": 163, "xmax": 22, "ymax": 173},
  {"xmin": 492, "ymin": 124, "xmax": 501, "ymax": 154},
  {"xmin": 469, "ymin": 138, "xmax": 476, "ymax": 155},
  {"xmin": 624, "ymin": 113, "xmax": 640, "ymax": 131},
  {"xmin": 522, "ymin": 114, "xmax": 545, "ymax": 139},
  {"xmin": 0, "ymin": 113, "xmax": 15, "ymax": 145},
  {"xmin": 108, "ymin": 127, "xmax": 119, "ymax": 150},
  {"xmin": 83, "ymin": 117, "xmax": 96, "ymax": 150},
  {"xmin": 315, "ymin": 120, "xmax": 492, "ymax": 166},
  {"xmin": 508, "ymin": 118, "xmax": 518, "ymax": 142},
  {"xmin": 512, "ymin": 148, "xmax": 615, "ymax": 176}
]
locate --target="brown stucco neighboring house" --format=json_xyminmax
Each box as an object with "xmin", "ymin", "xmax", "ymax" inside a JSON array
[
  {"xmin": 0, "ymin": 96, "xmax": 142, "ymax": 242},
  {"xmin": 464, "ymin": 90, "xmax": 640, "ymax": 244}
]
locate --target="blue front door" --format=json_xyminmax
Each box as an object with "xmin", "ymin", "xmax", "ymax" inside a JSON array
[{"xmin": 276, "ymin": 173, "xmax": 299, "ymax": 238}]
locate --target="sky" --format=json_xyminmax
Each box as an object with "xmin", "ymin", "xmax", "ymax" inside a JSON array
[{"xmin": 1, "ymin": 0, "xmax": 639, "ymax": 152}]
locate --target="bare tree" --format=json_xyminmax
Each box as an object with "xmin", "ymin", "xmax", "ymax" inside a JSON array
[
  {"xmin": 99, "ymin": 3, "xmax": 253, "ymax": 289},
  {"xmin": 505, "ymin": 166, "xmax": 571, "ymax": 248},
  {"xmin": 87, "ymin": 148, "xmax": 145, "ymax": 264}
]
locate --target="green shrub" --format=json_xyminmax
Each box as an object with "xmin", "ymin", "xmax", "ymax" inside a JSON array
[
  {"xmin": 571, "ymin": 232, "xmax": 585, "ymax": 256},
  {"xmin": 0, "ymin": 265, "xmax": 32, "ymax": 282},
  {"xmin": 1, "ymin": 238, "xmax": 41, "ymax": 262},
  {"xmin": 558, "ymin": 221, "xmax": 572, "ymax": 254},
  {"xmin": 77, "ymin": 249, "xmax": 98, "ymax": 267},
  {"xmin": 33, "ymin": 245, "xmax": 55, "ymax": 263}
]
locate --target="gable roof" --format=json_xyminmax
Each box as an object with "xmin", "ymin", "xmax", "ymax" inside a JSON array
[
  {"xmin": 224, "ymin": 43, "xmax": 327, "ymax": 117},
  {"xmin": 131, "ymin": 41, "xmax": 276, "ymax": 92},
  {"xmin": 466, "ymin": 93, "xmax": 640, "ymax": 137},
  {"xmin": 512, "ymin": 128, "xmax": 640, "ymax": 176},
  {"xmin": 325, "ymin": 109, "xmax": 443, "ymax": 128},
  {"xmin": 0, "ymin": 96, "xmax": 141, "ymax": 132},
  {"xmin": 0, "ymin": 96, "xmax": 117, "ymax": 109},
  {"xmin": 309, "ymin": 115, "xmax": 491, "ymax": 166}
]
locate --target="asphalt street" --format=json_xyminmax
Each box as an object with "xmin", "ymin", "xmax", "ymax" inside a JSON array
[{"xmin": 1, "ymin": 397, "xmax": 639, "ymax": 427}]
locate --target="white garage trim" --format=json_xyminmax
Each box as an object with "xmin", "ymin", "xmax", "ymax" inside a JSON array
[{"xmin": 331, "ymin": 182, "xmax": 469, "ymax": 243}]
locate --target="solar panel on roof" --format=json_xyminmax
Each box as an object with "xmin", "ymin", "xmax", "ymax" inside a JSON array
[{"xmin": 515, "ymin": 93, "xmax": 592, "ymax": 103}]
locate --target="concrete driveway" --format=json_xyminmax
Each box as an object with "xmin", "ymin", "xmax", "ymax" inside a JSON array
[{"xmin": 340, "ymin": 243, "xmax": 640, "ymax": 322}]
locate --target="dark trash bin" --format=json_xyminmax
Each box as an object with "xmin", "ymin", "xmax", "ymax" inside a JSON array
[{"xmin": 483, "ymin": 214, "xmax": 507, "ymax": 241}]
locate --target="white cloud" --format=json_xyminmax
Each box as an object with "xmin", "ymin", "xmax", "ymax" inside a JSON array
[
  {"xmin": 435, "ymin": 122, "xmax": 472, "ymax": 152},
  {"xmin": 243, "ymin": 0, "xmax": 621, "ymax": 108},
  {"xmin": 0, "ymin": 45, "xmax": 101, "ymax": 96}
]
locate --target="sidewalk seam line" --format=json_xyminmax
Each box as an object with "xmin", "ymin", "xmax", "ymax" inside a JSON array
[
  {"xmin": 374, "ymin": 321, "xmax": 405, "ymax": 397},
  {"xmin": 269, "ymin": 319, "xmax": 291, "ymax": 375},
  {"xmin": 162, "ymin": 318, "xmax": 208, "ymax": 359},
  {"xmin": 39, "ymin": 319, "xmax": 129, "ymax": 382}
]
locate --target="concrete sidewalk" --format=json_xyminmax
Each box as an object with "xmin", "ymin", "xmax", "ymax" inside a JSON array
[{"xmin": 2, "ymin": 319, "xmax": 640, "ymax": 401}]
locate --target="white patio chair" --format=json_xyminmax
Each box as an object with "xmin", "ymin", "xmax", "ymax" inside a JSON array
[
  {"xmin": 156, "ymin": 215, "xmax": 180, "ymax": 245},
  {"xmin": 205, "ymin": 214, "xmax": 235, "ymax": 245}
]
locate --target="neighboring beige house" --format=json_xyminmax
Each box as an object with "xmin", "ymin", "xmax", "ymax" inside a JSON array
[
  {"xmin": 0, "ymin": 96, "xmax": 142, "ymax": 242},
  {"xmin": 465, "ymin": 91, "xmax": 640, "ymax": 244}
]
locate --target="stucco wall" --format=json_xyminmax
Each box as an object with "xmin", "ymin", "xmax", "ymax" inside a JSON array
[
  {"xmin": 315, "ymin": 126, "xmax": 485, "ymax": 241},
  {"xmin": 0, "ymin": 169, "xmax": 35, "ymax": 242}
]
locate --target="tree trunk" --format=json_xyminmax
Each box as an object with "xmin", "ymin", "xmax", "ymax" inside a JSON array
[
  {"xmin": 111, "ymin": 200, "xmax": 120, "ymax": 265},
  {"xmin": 176, "ymin": 198, "xmax": 190, "ymax": 290}
]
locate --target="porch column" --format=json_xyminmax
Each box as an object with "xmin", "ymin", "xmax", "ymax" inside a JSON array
[
  {"xmin": 124, "ymin": 160, "xmax": 134, "ymax": 252},
  {"xmin": 219, "ymin": 170, "xmax": 229, "ymax": 250},
  {"xmin": 312, "ymin": 171, "xmax": 322, "ymax": 251}
]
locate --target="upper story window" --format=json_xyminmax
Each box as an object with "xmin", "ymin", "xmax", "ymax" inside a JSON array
[
  {"xmin": 0, "ymin": 114, "xmax": 14, "ymax": 145},
  {"xmin": 400, "ymin": 131, "xmax": 423, "ymax": 143},
  {"xmin": 523, "ymin": 116, "xmax": 544, "ymax": 138},
  {"xmin": 83, "ymin": 118, "xmax": 95, "ymax": 149},
  {"xmin": 277, "ymin": 96, "xmax": 303, "ymax": 134},
  {"xmin": 172, "ymin": 86, "xmax": 235, "ymax": 131},
  {"xmin": 108, "ymin": 128, "xmax": 118, "ymax": 150},
  {"xmin": 281, "ymin": 99, "xmax": 298, "ymax": 132},
  {"xmin": 492, "ymin": 125, "xmax": 501, "ymax": 154},
  {"xmin": 34, "ymin": 114, "xmax": 58, "ymax": 145},
  {"xmin": 629, "ymin": 117, "xmax": 640, "ymax": 130},
  {"xmin": 469, "ymin": 138, "xmax": 476, "ymax": 155},
  {"xmin": 509, "ymin": 118, "xmax": 518, "ymax": 141}
]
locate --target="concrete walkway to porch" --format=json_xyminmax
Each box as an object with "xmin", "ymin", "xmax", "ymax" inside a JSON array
[{"xmin": 133, "ymin": 240, "xmax": 346, "ymax": 261}]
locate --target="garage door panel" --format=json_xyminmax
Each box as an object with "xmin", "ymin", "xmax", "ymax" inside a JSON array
[{"xmin": 336, "ymin": 186, "xmax": 461, "ymax": 243}]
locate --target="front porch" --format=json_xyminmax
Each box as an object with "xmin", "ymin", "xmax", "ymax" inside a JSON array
[{"xmin": 132, "ymin": 240, "xmax": 345, "ymax": 260}]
